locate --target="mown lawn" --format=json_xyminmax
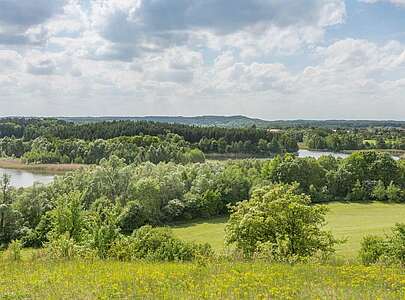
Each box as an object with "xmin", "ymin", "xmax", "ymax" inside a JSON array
[
  {"xmin": 1, "ymin": 258, "xmax": 405, "ymax": 299},
  {"xmin": 172, "ymin": 202, "xmax": 405, "ymax": 258}
]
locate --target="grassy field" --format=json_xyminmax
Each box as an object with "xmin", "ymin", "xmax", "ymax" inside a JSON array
[
  {"xmin": 173, "ymin": 202, "xmax": 405, "ymax": 258},
  {"xmin": 0, "ymin": 158, "xmax": 86, "ymax": 174},
  {"xmin": 2, "ymin": 202, "xmax": 405, "ymax": 299},
  {"xmin": 1, "ymin": 258, "xmax": 405, "ymax": 299}
]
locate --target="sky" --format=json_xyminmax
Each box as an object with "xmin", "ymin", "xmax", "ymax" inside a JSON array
[{"xmin": 0, "ymin": 0, "xmax": 404, "ymax": 120}]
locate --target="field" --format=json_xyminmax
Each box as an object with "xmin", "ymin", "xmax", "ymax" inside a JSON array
[
  {"xmin": 173, "ymin": 202, "xmax": 405, "ymax": 258},
  {"xmin": 1, "ymin": 258, "xmax": 405, "ymax": 299},
  {"xmin": 0, "ymin": 159, "xmax": 86, "ymax": 174}
]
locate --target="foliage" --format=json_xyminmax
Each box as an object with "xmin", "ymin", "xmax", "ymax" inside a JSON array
[
  {"xmin": 225, "ymin": 184, "xmax": 338, "ymax": 259},
  {"xmin": 4, "ymin": 240, "xmax": 22, "ymax": 261},
  {"xmin": 360, "ymin": 223, "xmax": 405, "ymax": 265}
]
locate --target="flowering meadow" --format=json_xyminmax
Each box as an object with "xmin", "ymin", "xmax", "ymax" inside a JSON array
[{"xmin": 1, "ymin": 256, "xmax": 404, "ymax": 299}]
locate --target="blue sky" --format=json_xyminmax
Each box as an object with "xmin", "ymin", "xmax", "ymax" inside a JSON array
[{"xmin": 0, "ymin": 0, "xmax": 404, "ymax": 119}]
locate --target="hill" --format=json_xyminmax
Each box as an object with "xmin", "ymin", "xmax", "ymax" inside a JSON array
[{"xmin": 58, "ymin": 116, "xmax": 405, "ymax": 129}]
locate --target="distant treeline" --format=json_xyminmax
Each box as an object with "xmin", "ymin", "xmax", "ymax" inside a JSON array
[
  {"xmin": 0, "ymin": 118, "xmax": 298, "ymax": 164},
  {"xmin": 302, "ymin": 128, "xmax": 405, "ymax": 151},
  {"xmin": 59, "ymin": 116, "xmax": 405, "ymax": 129}
]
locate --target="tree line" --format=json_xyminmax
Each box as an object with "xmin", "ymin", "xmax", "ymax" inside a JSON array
[
  {"xmin": 0, "ymin": 119, "xmax": 300, "ymax": 164},
  {"xmin": 1, "ymin": 151, "xmax": 403, "ymax": 250}
]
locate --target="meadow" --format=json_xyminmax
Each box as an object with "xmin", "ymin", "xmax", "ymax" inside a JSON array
[
  {"xmin": 172, "ymin": 202, "xmax": 405, "ymax": 258},
  {"xmin": 1, "ymin": 258, "xmax": 405, "ymax": 299}
]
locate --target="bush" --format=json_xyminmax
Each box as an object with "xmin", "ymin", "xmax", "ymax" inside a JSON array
[
  {"xmin": 386, "ymin": 182, "xmax": 403, "ymax": 202},
  {"xmin": 111, "ymin": 225, "xmax": 213, "ymax": 262},
  {"xmin": 118, "ymin": 201, "xmax": 147, "ymax": 234},
  {"xmin": 46, "ymin": 233, "xmax": 96, "ymax": 260},
  {"xmin": 359, "ymin": 236, "xmax": 386, "ymax": 265},
  {"xmin": 359, "ymin": 224, "xmax": 405, "ymax": 266},
  {"xmin": 4, "ymin": 240, "xmax": 22, "ymax": 261}
]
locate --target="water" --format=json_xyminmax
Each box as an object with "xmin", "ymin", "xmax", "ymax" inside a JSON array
[
  {"xmin": 0, "ymin": 168, "xmax": 55, "ymax": 188},
  {"xmin": 297, "ymin": 149, "xmax": 400, "ymax": 160},
  {"xmin": 297, "ymin": 149, "xmax": 349, "ymax": 159}
]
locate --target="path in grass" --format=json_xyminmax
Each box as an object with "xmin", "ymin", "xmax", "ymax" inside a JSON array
[{"xmin": 172, "ymin": 202, "xmax": 405, "ymax": 258}]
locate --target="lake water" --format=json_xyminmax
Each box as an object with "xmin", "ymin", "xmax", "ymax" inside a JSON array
[
  {"xmin": 297, "ymin": 149, "xmax": 400, "ymax": 160},
  {"xmin": 0, "ymin": 168, "xmax": 55, "ymax": 188},
  {"xmin": 297, "ymin": 149, "xmax": 349, "ymax": 159}
]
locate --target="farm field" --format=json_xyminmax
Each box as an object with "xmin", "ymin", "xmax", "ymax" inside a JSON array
[
  {"xmin": 1, "ymin": 259, "xmax": 405, "ymax": 299},
  {"xmin": 172, "ymin": 202, "xmax": 405, "ymax": 258}
]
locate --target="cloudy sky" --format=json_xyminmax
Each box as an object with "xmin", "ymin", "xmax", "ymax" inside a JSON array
[{"xmin": 0, "ymin": 0, "xmax": 404, "ymax": 119}]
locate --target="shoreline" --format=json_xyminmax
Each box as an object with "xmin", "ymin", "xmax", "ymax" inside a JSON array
[{"xmin": 0, "ymin": 159, "xmax": 86, "ymax": 174}]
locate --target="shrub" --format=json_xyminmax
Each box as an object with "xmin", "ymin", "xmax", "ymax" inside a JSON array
[
  {"xmin": 46, "ymin": 233, "xmax": 96, "ymax": 260},
  {"xmin": 127, "ymin": 225, "xmax": 212, "ymax": 262},
  {"xmin": 386, "ymin": 182, "xmax": 402, "ymax": 202},
  {"xmin": 5, "ymin": 240, "xmax": 22, "ymax": 261},
  {"xmin": 359, "ymin": 236, "xmax": 386, "ymax": 265},
  {"xmin": 359, "ymin": 224, "xmax": 405, "ymax": 266},
  {"xmin": 118, "ymin": 201, "xmax": 147, "ymax": 234}
]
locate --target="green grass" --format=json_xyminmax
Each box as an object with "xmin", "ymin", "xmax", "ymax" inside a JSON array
[
  {"xmin": 173, "ymin": 202, "xmax": 405, "ymax": 258},
  {"xmin": 1, "ymin": 258, "xmax": 405, "ymax": 299}
]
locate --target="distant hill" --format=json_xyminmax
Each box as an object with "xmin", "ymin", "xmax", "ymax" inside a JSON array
[
  {"xmin": 58, "ymin": 116, "xmax": 405, "ymax": 129},
  {"xmin": 58, "ymin": 115, "xmax": 272, "ymax": 128}
]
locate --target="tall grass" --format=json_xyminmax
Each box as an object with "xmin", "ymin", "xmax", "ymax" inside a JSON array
[{"xmin": 1, "ymin": 253, "xmax": 404, "ymax": 299}]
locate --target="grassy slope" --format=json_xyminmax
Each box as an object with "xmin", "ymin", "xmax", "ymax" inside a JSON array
[
  {"xmin": 172, "ymin": 202, "xmax": 405, "ymax": 258},
  {"xmin": 1, "ymin": 259, "xmax": 405, "ymax": 299}
]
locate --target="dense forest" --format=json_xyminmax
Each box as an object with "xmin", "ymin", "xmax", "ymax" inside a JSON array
[
  {"xmin": 1, "ymin": 151, "xmax": 404, "ymax": 249},
  {"xmin": 0, "ymin": 118, "xmax": 298, "ymax": 164}
]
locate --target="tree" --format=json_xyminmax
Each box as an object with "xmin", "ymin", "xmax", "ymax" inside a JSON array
[
  {"xmin": 0, "ymin": 174, "xmax": 20, "ymax": 246},
  {"xmin": 225, "ymin": 184, "xmax": 337, "ymax": 259},
  {"xmin": 49, "ymin": 191, "xmax": 85, "ymax": 243}
]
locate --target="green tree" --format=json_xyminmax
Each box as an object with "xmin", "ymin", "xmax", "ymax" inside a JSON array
[{"xmin": 225, "ymin": 184, "xmax": 337, "ymax": 259}]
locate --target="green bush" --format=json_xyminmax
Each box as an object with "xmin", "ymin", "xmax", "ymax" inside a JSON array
[
  {"xmin": 4, "ymin": 240, "xmax": 22, "ymax": 261},
  {"xmin": 109, "ymin": 225, "xmax": 213, "ymax": 262},
  {"xmin": 359, "ymin": 236, "xmax": 386, "ymax": 265},
  {"xmin": 359, "ymin": 224, "xmax": 405, "ymax": 266}
]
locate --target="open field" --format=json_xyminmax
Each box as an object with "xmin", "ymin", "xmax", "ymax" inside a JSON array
[
  {"xmin": 173, "ymin": 202, "xmax": 405, "ymax": 258},
  {"xmin": 1, "ymin": 258, "xmax": 405, "ymax": 299},
  {"xmin": 0, "ymin": 159, "xmax": 86, "ymax": 174}
]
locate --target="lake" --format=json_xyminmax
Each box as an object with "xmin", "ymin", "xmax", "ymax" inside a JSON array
[
  {"xmin": 298, "ymin": 149, "xmax": 400, "ymax": 160},
  {"xmin": 297, "ymin": 149, "xmax": 349, "ymax": 159},
  {"xmin": 0, "ymin": 168, "xmax": 55, "ymax": 188}
]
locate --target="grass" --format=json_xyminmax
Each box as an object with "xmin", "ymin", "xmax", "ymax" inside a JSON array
[
  {"xmin": 1, "ymin": 257, "xmax": 405, "ymax": 299},
  {"xmin": 173, "ymin": 202, "xmax": 405, "ymax": 258},
  {"xmin": 0, "ymin": 158, "xmax": 86, "ymax": 174},
  {"xmin": 2, "ymin": 202, "xmax": 405, "ymax": 298}
]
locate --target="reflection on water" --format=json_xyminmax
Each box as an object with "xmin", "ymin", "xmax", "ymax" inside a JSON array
[{"xmin": 0, "ymin": 168, "xmax": 55, "ymax": 188}]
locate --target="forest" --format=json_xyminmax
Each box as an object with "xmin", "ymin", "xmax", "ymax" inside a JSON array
[{"xmin": 0, "ymin": 118, "xmax": 298, "ymax": 164}]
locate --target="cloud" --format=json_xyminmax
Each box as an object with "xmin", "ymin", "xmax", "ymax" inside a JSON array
[
  {"xmin": 360, "ymin": 0, "xmax": 405, "ymax": 6},
  {"xmin": 0, "ymin": 0, "xmax": 66, "ymax": 45},
  {"xmin": 88, "ymin": 0, "xmax": 346, "ymax": 60}
]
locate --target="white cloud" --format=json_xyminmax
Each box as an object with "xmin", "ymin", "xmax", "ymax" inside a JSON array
[{"xmin": 360, "ymin": 0, "xmax": 405, "ymax": 6}]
